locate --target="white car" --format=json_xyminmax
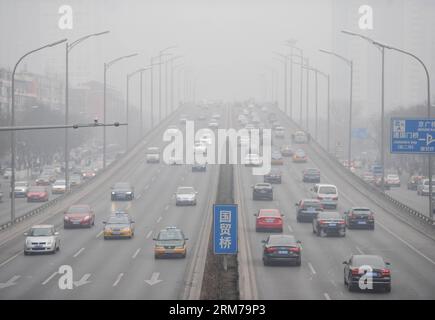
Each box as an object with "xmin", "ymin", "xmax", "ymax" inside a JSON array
[
  {"xmin": 312, "ymin": 184, "xmax": 338, "ymax": 209},
  {"xmin": 146, "ymin": 147, "xmax": 160, "ymax": 163},
  {"xmin": 175, "ymin": 186, "xmax": 198, "ymax": 206},
  {"xmin": 13, "ymin": 181, "xmax": 29, "ymax": 198},
  {"xmin": 24, "ymin": 225, "xmax": 60, "ymax": 255},
  {"xmin": 385, "ymin": 174, "xmax": 401, "ymax": 187},
  {"xmin": 52, "ymin": 180, "xmax": 67, "ymax": 194},
  {"xmin": 293, "ymin": 131, "xmax": 308, "ymax": 144},
  {"xmin": 244, "ymin": 153, "xmax": 262, "ymax": 166}
]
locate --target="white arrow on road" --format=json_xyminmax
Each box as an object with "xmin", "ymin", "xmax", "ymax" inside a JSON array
[
  {"xmin": 73, "ymin": 273, "xmax": 91, "ymax": 287},
  {"xmin": 0, "ymin": 275, "xmax": 20, "ymax": 289},
  {"xmin": 145, "ymin": 272, "xmax": 162, "ymax": 286}
]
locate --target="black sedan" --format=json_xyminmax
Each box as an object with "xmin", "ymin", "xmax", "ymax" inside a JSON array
[
  {"xmin": 344, "ymin": 207, "xmax": 375, "ymax": 230},
  {"xmin": 111, "ymin": 182, "xmax": 134, "ymax": 201},
  {"xmin": 264, "ymin": 168, "xmax": 282, "ymax": 184},
  {"xmin": 295, "ymin": 199, "xmax": 323, "ymax": 222},
  {"xmin": 343, "ymin": 255, "xmax": 391, "ymax": 292},
  {"xmin": 252, "ymin": 183, "xmax": 273, "ymax": 201},
  {"xmin": 312, "ymin": 211, "xmax": 345, "ymax": 237},
  {"xmin": 302, "ymin": 168, "xmax": 320, "ymax": 183},
  {"xmin": 262, "ymin": 235, "xmax": 301, "ymax": 266}
]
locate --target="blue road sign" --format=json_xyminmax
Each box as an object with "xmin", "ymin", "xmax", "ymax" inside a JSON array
[
  {"xmin": 391, "ymin": 118, "xmax": 435, "ymax": 154},
  {"xmin": 352, "ymin": 128, "xmax": 368, "ymax": 139},
  {"xmin": 213, "ymin": 204, "xmax": 238, "ymax": 254}
]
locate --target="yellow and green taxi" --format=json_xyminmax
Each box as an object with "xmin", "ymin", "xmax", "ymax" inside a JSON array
[
  {"xmin": 153, "ymin": 227, "xmax": 188, "ymax": 258},
  {"xmin": 103, "ymin": 212, "xmax": 135, "ymax": 239}
]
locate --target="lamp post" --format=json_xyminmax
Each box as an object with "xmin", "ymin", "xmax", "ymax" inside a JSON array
[
  {"xmin": 10, "ymin": 38, "xmax": 67, "ymax": 224},
  {"xmin": 158, "ymin": 46, "xmax": 177, "ymax": 123},
  {"xmin": 65, "ymin": 31, "xmax": 109, "ymax": 192},
  {"xmin": 103, "ymin": 53, "xmax": 138, "ymax": 169},
  {"xmin": 319, "ymin": 49, "xmax": 353, "ymax": 170},
  {"xmin": 172, "ymin": 63, "xmax": 185, "ymax": 113},
  {"xmin": 164, "ymin": 55, "xmax": 182, "ymax": 117},
  {"xmin": 342, "ymin": 30, "xmax": 432, "ymax": 218},
  {"xmin": 272, "ymin": 52, "xmax": 289, "ymax": 115}
]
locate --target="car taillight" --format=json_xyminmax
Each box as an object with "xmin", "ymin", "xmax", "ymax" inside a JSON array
[
  {"xmin": 381, "ymin": 269, "xmax": 390, "ymax": 277},
  {"xmin": 338, "ymin": 220, "xmax": 345, "ymax": 224},
  {"xmin": 290, "ymin": 247, "xmax": 300, "ymax": 253},
  {"xmin": 332, "ymin": 196, "xmax": 338, "ymax": 201},
  {"xmin": 317, "ymin": 196, "xmax": 323, "ymax": 200},
  {"xmin": 368, "ymin": 213, "xmax": 374, "ymax": 220},
  {"xmin": 351, "ymin": 268, "xmax": 359, "ymax": 275},
  {"xmin": 265, "ymin": 247, "xmax": 276, "ymax": 253},
  {"xmin": 320, "ymin": 220, "xmax": 328, "ymax": 224}
]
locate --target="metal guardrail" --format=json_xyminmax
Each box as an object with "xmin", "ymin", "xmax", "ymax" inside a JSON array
[{"xmin": 273, "ymin": 107, "xmax": 434, "ymax": 226}]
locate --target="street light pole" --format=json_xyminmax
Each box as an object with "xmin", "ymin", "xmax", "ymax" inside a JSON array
[
  {"xmin": 103, "ymin": 53, "xmax": 138, "ymax": 169},
  {"xmin": 319, "ymin": 49, "xmax": 353, "ymax": 168},
  {"xmin": 65, "ymin": 31, "xmax": 109, "ymax": 191},
  {"xmin": 10, "ymin": 38, "xmax": 67, "ymax": 224},
  {"xmin": 158, "ymin": 46, "xmax": 177, "ymax": 123},
  {"xmin": 285, "ymin": 40, "xmax": 304, "ymax": 121}
]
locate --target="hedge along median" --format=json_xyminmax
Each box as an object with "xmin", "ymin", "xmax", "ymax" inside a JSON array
[{"xmin": 200, "ymin": 164, "xmax": 239, "ymax": 300}]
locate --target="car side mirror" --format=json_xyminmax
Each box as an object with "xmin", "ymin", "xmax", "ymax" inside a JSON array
[
  {"xmin": 342, "ymin": 261, "xmax": 348, "ymax": 265},
  {"xmin": 261, "ymin": 240, "xmax": 267, "ymax": 244},
  {"xmin": 102, "ymin": 221, "xmax": 106, "ymax": 224},
  {"xmin": 281, "ymin": 214, "xmax": 284, "ymax": 217},
  {"xmin": 296, "ymin": 240, "xmax": 301, "ymax": 244},
  {"xmin": 253, "ymin": 213, "xmax": 257, "ymax": 216},
  {"xmin": 185, "ymin": 238, "xmax": 189, "ymax": 240},
  {"xmin": 295, "ymin": 203, "xmax": 298, "ymax": 206},
  {"xmin": 131, "ymin": 220, "xmax": 135, "ymax": 223},
  {"xmin": 344, "ymin": 211, "xmax": 348, "ymax": 215},
  {"xmin": 385, "ymin": 262, "xmax": 391, "ymax": 266},
  {"xmin": 152, "ymin": 238, "xmax": 157, "ymax": 241}
]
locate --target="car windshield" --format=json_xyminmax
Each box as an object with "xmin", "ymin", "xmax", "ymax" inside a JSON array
[
  {"xmin": 268, "ymin": 236, "xmax": 296, "ymax": 246},
  {"xmin": 296, "ymin": 150, "xmax": 305, "ymax": 156},
  {"xmin": 16, "ymin": 182, "xmax": 27, "ymax": 187},
  {"xmin": 157, "ymin": 229, "xmax": 183, "ymax": 240},
  {"xmin": 353, "ymin": 255, "xmax": 385, "ymax": 268},
  {"xmin": 177, "ymin": 187, "xmax": 194, "ymax": 194},
  {"xmin": 353, "ymin": 208, "xmax": 371, "ymax": 214},
  {"xmin": 107, "ymin": 216, "xmax": 130, "ymax": 224},
  {"xmin": 54, "ymin": 181, "xmax": 65, "ymax": 186},
  {"xmin": 319, "ymin": 186, "xmax": 337, "ymax": 194},
  {"xmin": 256, "ymin": 184, "xmax": 270, "ymax": 188},
  {"xmin": 306, "ymin": 169, "xmax": 319, "ymax": 173},
  {"xmin": 29, "ymin": 227, "xmax": 53, "ymax": 236},
  {"xmin": 67, "ymin": 206, "xmax": 89, "ymax": 214}
]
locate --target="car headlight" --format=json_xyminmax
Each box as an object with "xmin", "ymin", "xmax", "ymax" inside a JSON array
[
  {"xmin": 83, "ymin": 215, "xmax": 90, "ymax": 220},
  {"xmin": 126, "ymin": 192, "xmax": 132, "ymax": 194},
  {"xmin": 111, "ymin": 192, "xmax": 115, "ymax": 194},
  {"xmin": 26, "ymin": 239, "xmax": 31, "ymax": 246},
  {"xmin": 64, "ymin": 215, "xmax": 69, "ymax": 220},
  {"xmin": 46, "ymin": 240, "xmax": 53, "ymax": 246}
]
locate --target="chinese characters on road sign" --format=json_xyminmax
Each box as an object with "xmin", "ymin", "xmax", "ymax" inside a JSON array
[{"xmin": 213, "ymin": 204, "xmax": 237, "ymax": 254}]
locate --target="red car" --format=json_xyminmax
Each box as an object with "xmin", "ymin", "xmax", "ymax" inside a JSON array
[
  {"xmin": 64, "ymin": 204, "xmax": 95, "ymax": 228},
  {"xmin": 27, "ymin": 186, "xmax": 49, "ymax": 202},
  {"xmin": 35, "ymin": 175, "xmax": 51, "ymax": 186},
  {"xmin": 254, "ymin": 209, "xmax": 284, "ymax": 232}
]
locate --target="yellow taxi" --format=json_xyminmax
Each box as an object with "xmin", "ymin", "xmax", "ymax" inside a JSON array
[
  {"xmin": 153, "ymin": 227, "xmax": 188, "ymax": 258},
  {"xmin": 103, "ymin": 212, "xmax": 135, "ymax": 239}
]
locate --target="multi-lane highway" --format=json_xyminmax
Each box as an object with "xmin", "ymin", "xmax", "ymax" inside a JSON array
[
  {"xmin": 0, "ymin": 105, "xmax": 220, "ymax": 299},
  {"xmin": 1, "ymin": 103, "xmax": 435, "ymax": 300},
  {"xmin": 233, "ymin": 106, "xmax": 435, "ymax": 300}
]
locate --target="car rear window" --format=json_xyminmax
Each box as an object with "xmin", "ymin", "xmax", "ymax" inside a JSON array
[
  {"xmin": 318, "ymin": 186, "xmax": 337, "ymax": 194},
  {"xmin": 353, "ymin": 255, "xmax": 385, "ymax": 268},
  {"xmin": 29, "ymin": 187, "xmax": 45, "ymax": 192},
  {"xmin": 67, "ymin": 206, "xmax": 90, "ymax": 213},
  {"xmin": 158, "ymin": 230, "xmax": 183, "ymax": 240},
  {"xmin": 259, "ymin": 210, "xmax": 280, "ymax": 217},
  {"xmin": 268, "ymin": 236, "xmax": 296, "ymax": 246},
  {"xmin": 303, "ymin": 201, "xmax": 322, "ymax": 209},
  {"xmin": 318, "ymin": 212, "xmax": 340, "ymax": 219}
]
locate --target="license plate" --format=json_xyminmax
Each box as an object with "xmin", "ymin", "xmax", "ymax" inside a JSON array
[
  {"xmin": 278, "ymin": 250, "xmax": 288, "ymax": 255},
  {"xmin": 366, "ymin": 272, "xmax": 378, "ymax": 277},
  {"xmin": 73, "ymin": 221, "xmax": 80, "ymax": 225},
  {"xmin": 358, "ymin": 221, "xmax": 366, "ymax": 224},
  {"xmin": 265, "ymin": 219, "xmax": 275, "ymax": 223},
  {"xmin": 112, "ymin": 231, "xmax": 120, "ymax": 235},
  {"xmin": 329, "ymin": 224, "xmax": 336, "ymax": 227}
]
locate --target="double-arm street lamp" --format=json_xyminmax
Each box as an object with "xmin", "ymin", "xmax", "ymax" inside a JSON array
[
  {"xmin": 319, "ymin": 49, "xmax": 353, "ymax": 170},
  {"xmin": 158, "ymin": 46, "xmax": 177, "ymax": 122},
  {"xmin": 103, "ymin": 53, "xmax": 138, "ymax": 169},
  {"xmin": 65, "ymin": 31, "xmax": 109, "ymax": 192},
  {"xmin": 342, "ymin": 30, "xmax": 432, "ymax": 219},
  {"xmin": 10, "ymin": 38, "xmax": 67, "ymax": 224},
  {"xmin": 285, "ymin": 40, "xmax": 304, "ymax": 121}
]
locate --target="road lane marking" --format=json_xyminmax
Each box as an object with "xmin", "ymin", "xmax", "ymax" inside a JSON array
[
  {"xmin": 377, "ymin": 220, "xmax": 435, "ymax": 266},
  {"xmin": 164, "ymin": 205, "xmax": 170, "ymax": 211},
  {"xmin": 146, "ymin": 231, "xmax": 153, "ymax": 239},
  {"xmin": 287, "ymin": 224, "xmax": 293, "ymax": 233},
  {"xmin": 156, "ymin": 216, "xmax": 162, "ymax": 223},
  {"xmin": 324, "ymin": 293, "xmax": 331, "ymax": 300},
  {"xmin": 356, "ymin": 246, "xmax": 364, "ymax": 255},
  {"xmin": 42, "ymin": 271, "xmax": 58, "ymax": 285},
  {"xmin": 307, "ymin": 262, "xmax": 316, "ymax": 275},
  {"xmin": 0, "ymin": 253, "xmax": 20, "ymax": 269},
  {"xmin": 0, "ymin": 275, "xmax": 20, "ymax": 289},
  {"xmin": 136, "ymin": 194, "xmax": 142, "ymax": 199},
  {"xmin": 132, "ymin": 248, "xmax": 141, "ymax": 259},
  {"xmin": 96, "ymin": 231, "xmax": 103, "ymax": 238},
  {"xmin": 73, "ymin": 247, "xmax": 85, "ymax": 258},
  {"xmin": 113, "ymin": 273, "xmax": 124, "ymax": 287}
]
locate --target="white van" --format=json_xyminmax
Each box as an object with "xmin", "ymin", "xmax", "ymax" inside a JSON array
[{"xmin": 312, "ymin": 184, "xmax": 338, "ymax": 209}]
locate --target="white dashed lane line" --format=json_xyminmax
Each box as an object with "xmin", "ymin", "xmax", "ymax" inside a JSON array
[
  {"xmin": 113, "ymin": 273, "xmax": 124, "ymax": 287},
  {"xmin": 73, "ymin": 247, "xmax": 85, "ymax": 258},
  {"xmin": 132, "ymin": 248, "xmax": 141, "ymax": 259},
  {"xmin": 42, "ymin": 271, "xmax": 58, "ymax": 285},
  {"xmin": 324, "ymin": 292, "xmax": 332, "ymax": 300},
  {"xmin": 0, "ymin": 253, "xmax": 20, "ymax": 269},
  {"xmin": 307, "ymin": 262, "xmax": 317, "ymax": 275},
  {"xmin": 146, "ymin": 231, "xmax": 153, "ymax": 239},
  {"xmin": 156, "ymin": 217, "xmax": 162, "ymax": 223}
]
